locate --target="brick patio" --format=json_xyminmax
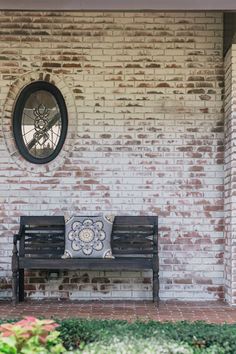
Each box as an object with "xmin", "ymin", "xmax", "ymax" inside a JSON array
[{"xmin": 0, "ymin": 300, "xmax": 236, "ymax": 323}]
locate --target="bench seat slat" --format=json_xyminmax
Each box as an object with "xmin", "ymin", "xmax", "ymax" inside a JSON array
[{"xmin": 19, "ymin": 257, "xmax": 153, "ymax": 270}]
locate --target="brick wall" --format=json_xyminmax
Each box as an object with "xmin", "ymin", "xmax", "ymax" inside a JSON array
[
  {"xmin": 224, "ymin": 45, "xmax": 236, "ymax": 305},
  {"xmin": 0, "ymin": 11, "xmax": 224, "ymax": 300}
]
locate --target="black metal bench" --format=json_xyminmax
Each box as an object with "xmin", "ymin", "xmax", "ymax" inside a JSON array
[{"xmin": 12, "ymin": 215, "xmax": 159, "ymax": 305}]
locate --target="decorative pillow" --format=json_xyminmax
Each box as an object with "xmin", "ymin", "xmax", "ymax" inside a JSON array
[{"xmin": 62, "ymin": 215, "xmax": 114, "ymax": 259}]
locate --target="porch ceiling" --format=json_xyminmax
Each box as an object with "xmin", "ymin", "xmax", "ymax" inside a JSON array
[{"xmin": 1, "ymin": 0, "xmax": 236, "ymax": 11}]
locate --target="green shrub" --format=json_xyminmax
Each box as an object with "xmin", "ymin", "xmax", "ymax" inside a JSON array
[
  {"xmin": 1, "ymin": 317, "xmax": 236, "ymax": 353},
  {"xmin": 80, "ymin": 337, "xmax": 194, "ymax": 354},
  {"xmin": 58, "ymin": 319, "xmax": 127, "ymax": 349},
  {"xmin": 78, "ymin": 337, "xmax": 227, "ymax": 354},
  {"xmin": 57, "ymin": 319, "xmax": 236, "ymax": 353}
]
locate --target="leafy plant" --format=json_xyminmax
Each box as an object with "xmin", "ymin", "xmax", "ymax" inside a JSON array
[{"xmin": 0, "ymin": 316, "xmax": 66, "ymax": 353}]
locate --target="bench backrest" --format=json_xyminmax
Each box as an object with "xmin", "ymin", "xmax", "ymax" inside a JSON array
[
  {"xmin": 19, "ymin": 216, "xmax": 65, "ymax": 258},
  {"xmin": 112, "ymin": 216, "xmax": 158, "ymax": 257},
  {"xmin": 17, "ymin": 215, "xmax": 158, "ymax": 259}
]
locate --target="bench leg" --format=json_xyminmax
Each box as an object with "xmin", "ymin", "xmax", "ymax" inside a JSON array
[
  {"xmin": 12, "ymin": 239, "xmax": 19, "ymax": 306},
  {"xmin": 19, "ymin": 269, "xmax": 25, "ymax": 302},
  {"xmin": 12, "ymin": 270, "xmax": 18, "ymax": 306},
  {"xmin": 153, "ymin": 270, "xmax": 159, "ymax": 304}
]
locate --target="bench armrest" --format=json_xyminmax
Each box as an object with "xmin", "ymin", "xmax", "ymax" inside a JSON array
[
  {"xmin": 13, "ymin": 234, "xmax": 21, "ymax": 244},
  {"xmin": 153, "ymin": 220, "xmax": 158, "ymax": 254}
]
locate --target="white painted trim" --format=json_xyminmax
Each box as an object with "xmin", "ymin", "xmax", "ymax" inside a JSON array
[{"xmin": 0, "ymin": 0, "xmax": 236, "ymax": 11}]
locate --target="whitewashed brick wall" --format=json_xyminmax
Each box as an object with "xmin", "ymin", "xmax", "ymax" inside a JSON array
[
  {"xmin": 224, "ymin": 45, "xmax": 236, "ymax": 306},
  {"xmin": 0, "ymin": 11, "xmax": 224, "ymax": 300}
]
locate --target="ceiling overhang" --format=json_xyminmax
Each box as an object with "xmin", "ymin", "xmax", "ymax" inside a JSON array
[{"xmin": 1, "ymin": 0, "xmax": 236, "ymax": 11}]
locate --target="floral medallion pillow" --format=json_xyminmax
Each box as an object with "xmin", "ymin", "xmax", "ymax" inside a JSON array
[{"xmin": 62, "ymin": 215, "xmax": 114, "ymax": 259}]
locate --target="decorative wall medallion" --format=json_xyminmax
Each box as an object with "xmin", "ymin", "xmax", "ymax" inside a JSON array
[
  {"xmin": 13, "ymin": 81, "xmax": 68, "ymax": 164},
  {"xmin": 2, "ymin": 71, "xmax": 77, "ymax": 174}
]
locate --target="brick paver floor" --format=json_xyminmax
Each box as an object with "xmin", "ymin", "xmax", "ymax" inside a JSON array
[{"xmin": 0, "ymin": 300, "xmax": 236, "ymax": 323}]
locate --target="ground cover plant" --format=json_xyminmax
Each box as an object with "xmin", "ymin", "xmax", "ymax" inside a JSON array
[{"xmin": 0, "ymin": 318, "xmax": 236, "ymax": 353}]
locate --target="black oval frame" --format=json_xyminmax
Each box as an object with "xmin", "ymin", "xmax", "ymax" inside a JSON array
[{"xmin": 13, "ymin": 81, "xmax": 68, "ymax": 164}]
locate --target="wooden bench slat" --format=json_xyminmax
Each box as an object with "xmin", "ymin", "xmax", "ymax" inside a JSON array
[
  {"xmin": 113, "ymin": 224, "xmax": 153, "ymax": 229},
  {"xmin": 113, "ymin": 250, "xmax": 153, "ymax": 255},
  {"xmin": 24, "ymin": 246, "xmax": 64, "ymax": 252},
  {"xmin": 112, "ymin": 232, "xmax": 153, "ymax": 238},
  {"xmin": 113, "ymin": 216, "xmax": 157, "ymax": 225},
  {"xmin": 21, "ymin": 216, "xmax": 65, "ymax": 226},
  {"xmin": 25, "ymin": 230, "xmax": 64, "ymax": 235},
  {"xmin": 19, "ymin": 257, "xmax": 153, "ymax": 270},
  {"xmin": 25, "ymin": 240, "xmax": 64, "ymax": 245},
  {"xmin": 113, "ymin": 242, "xmax": 153, "ymax": 249},
  {"xmin": 25, "ymin": 243, "xmax": 64, "ymax": 248},
  {"xmin": 112, "ymin": 240, "xmax": 153, "ymax": 245}
]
